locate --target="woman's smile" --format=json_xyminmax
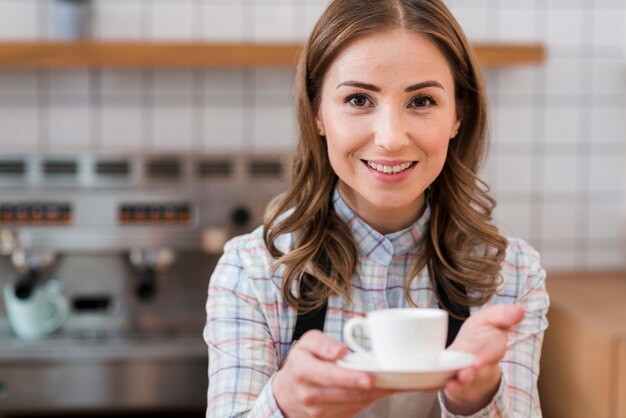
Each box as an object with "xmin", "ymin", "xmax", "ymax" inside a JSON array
[{"xmin": 362, "ymin": 159, "xmax": 418, "ymax": 183}]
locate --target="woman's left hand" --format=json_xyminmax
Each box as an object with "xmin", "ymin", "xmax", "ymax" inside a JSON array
[{"xmin": 443, "ymin": 304, "xmax": 525, "ymax": 415}]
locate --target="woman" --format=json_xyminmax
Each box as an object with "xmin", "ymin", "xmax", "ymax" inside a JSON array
[{"xmin": 205, "ymin": 0, "xmax": 549, "ymax": 417}]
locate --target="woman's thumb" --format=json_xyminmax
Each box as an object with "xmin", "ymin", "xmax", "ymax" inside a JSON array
[{"xmin": 484, "ymin": 304, "xmax": 525, "ymax": 329}]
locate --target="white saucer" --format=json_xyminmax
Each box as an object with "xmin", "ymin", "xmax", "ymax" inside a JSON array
[{"xmin": 336, "ymin": 350, "xmax": 475, "ymax": 390}]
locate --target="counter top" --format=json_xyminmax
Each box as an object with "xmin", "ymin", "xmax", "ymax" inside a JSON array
[{"xmin": 547, "ymin": 272, "xmax": 626, "ymax": 338}]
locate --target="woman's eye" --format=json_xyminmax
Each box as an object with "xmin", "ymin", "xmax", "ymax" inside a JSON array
[
  {"xmin": 347, "ymin": 95, "xmax": 371, "ymax": 107},
  {"xmin": 411, "ymin": 95, "xmax": 435, "ymax": 108}
]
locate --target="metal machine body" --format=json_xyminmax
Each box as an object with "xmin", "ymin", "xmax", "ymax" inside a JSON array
[{"xmin": 0, "ymin": 152, "xmax": 290, "ymax": 415}]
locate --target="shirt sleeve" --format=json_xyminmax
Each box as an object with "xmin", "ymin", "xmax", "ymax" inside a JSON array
[
  {"xmin": 439, "ymin": 241, "xmax": 549, "ymax": 418},
  {"xmin": 204, "ymin": 239, "xmax": 285, "ymax": 418}
]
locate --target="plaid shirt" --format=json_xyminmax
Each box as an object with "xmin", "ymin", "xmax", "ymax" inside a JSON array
[{"xmin": 205, "ymin": 188, "xmax": 549, "ymax": 417}]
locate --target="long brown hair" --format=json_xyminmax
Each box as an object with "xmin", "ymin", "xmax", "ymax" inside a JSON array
[{"xmin": 263, "ymin": 0, "xmax": 507, "ymax": 315}]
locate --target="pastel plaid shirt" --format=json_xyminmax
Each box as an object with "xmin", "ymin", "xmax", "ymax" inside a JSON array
[{"xmin": 204, "ymin": 188, "xmax": 549, "ymax": 417}]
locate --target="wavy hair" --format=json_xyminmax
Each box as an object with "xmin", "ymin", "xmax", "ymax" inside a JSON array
[{"xmin": 263, "ymin": 0, "xmax": 507, "ymax": 315}]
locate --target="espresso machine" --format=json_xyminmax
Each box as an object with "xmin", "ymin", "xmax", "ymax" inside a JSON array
[{"xmin": 0, "ymin": 152, "xmax": 290, "ymax": 416}]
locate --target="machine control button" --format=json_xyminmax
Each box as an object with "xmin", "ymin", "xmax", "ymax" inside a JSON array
[
  {"xmin": 119, "ymin": 203, "xmax": 191, "ymax": 225},
  {"xmin": 0, "ymin": 203, "xmax": 72, "ymax": 226}
]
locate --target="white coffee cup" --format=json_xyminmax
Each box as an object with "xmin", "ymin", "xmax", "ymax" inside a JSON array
[
  {"xmin": 343, "ymin": 308, "xmax": 448, "ymax": 369},
  {"xmin": 3, "ymin": 281, "xmax": 69, "ymax": 340}
]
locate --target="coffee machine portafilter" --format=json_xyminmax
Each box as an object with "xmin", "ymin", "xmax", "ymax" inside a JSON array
[
  {"xmin": 1, "ymin": 229, "xmax": 57, "ymax": 301},
  {"xmin": 129, "ymin": 247, "xmax": 175, "ymax": 302}
]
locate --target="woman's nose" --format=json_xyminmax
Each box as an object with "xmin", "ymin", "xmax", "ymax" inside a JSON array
[{"xmin": 373, "ymin": 107, "xmax": 410, "ymax": 152}]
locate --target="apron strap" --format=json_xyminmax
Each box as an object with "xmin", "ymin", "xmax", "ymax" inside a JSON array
[{"xmin": 436, "ymin": 280, "xmax": 470, "ymax": 347}]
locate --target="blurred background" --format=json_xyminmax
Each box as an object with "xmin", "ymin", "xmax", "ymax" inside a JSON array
[{"xmin": 0, "ymin": 0, "xmax": 624, "ymax": 417}]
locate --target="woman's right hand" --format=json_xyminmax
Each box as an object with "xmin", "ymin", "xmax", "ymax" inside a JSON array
[{"xmin": 272, "ymin": 330, "xmax": 395, "ymax": 418}]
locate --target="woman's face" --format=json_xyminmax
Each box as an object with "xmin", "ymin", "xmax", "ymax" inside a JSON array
[{"xmin": 315, "ymin": 29, "xmax": 461, "ymax": 234}]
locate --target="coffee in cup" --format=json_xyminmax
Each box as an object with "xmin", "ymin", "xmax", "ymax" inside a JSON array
[{"xmin": 343, "ymin": 308, "xmax": 447, "ymax": 369}]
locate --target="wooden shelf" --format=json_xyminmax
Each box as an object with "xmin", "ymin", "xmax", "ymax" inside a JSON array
[{"xmin": 0, "ymin": 41, "xmax": 545, "ymax": 70}]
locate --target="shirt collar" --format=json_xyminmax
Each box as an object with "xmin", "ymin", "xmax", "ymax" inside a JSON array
[{"xmin": 331, "ymin": 186, "xmax": 431, "ymax": 264}]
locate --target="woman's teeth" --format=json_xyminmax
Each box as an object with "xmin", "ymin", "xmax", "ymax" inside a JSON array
[{"xmin": 367, "ymin": 161, "xmax": 414, "ymax": 174}]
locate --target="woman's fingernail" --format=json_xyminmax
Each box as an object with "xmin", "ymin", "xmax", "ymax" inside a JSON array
[
  {"xmin": 462, "ymin": 370, "xmax": 475, "ymax": 383},
  {"xmin": 357, "ymin": 376, "xmax": 371, "ymax": 388},
  {"xmin": 327, "ymin": 344, "xmax": 340, "ymax": 357}
]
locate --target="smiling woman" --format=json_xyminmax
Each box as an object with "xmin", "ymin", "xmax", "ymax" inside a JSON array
[{"xmin": 204, "ymin": 1, "xmax": 549, "ymax": 417}]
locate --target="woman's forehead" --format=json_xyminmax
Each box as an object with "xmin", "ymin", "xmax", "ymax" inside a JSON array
[{"xmin": 324, "ymin": 29, "xmax": 455, "ymax": 89}]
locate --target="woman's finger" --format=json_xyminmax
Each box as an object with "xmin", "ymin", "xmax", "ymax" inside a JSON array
[
  {"xmin": 481, "ymin": 304, "xmax": 525, "ymax": 330},
  {"xmin": 291, "ymin": 352, "xmax": 374, "ymax": 389},
  {"xmin": 296, "ymin": 384, "xmax": 395, "ymax": 406},
  {"xmin": 288, "ymin": 332, "xmax": 374, "ymax": 389},
  {"xmin": 456, "ymin": 366, "xmax": 476, "ymax": 384},
  {"xmin": 295, "ymin": 329, "xmax": 349, "ymax": 361},
  {"xmin": 444, "ymin": 378, "xmax": 465, "ymax": 397}
]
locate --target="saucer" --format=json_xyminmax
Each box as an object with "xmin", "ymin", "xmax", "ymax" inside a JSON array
[{"xmin": 336, "ymin": 350, "xmax": 475, "ymax": 390}]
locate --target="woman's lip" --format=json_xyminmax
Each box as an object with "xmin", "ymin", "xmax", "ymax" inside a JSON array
[
  {"xmin": 363, "ymin": 159, "xmax": 417, "ymax": 165},
  {"xmin": 361, "ymin": 160, "xmax": 418, "ymax": 183}
]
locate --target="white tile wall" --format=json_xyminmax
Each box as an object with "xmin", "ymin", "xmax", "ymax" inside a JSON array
[
  {"xmin": 543, "ymin": 106, "xmax": 582, "ymax": 150},
  {"xmin": 0, "ymin": 0, "xmax": 624, "ymax": 271},
  {"xmin": 0, "ymin": 71, "xmax": 39, "ymax": 96},
  {"xmin": 151, "ymin": 0, "xmax": 196, "ymax": 41},
  {"xmin": 540, "ymin": 249, "xmax": 583, "ymax": 271},
  {"xmin": 541, "ymin": 202, "xmax": 578, "ymax": 242},
  {"xmin": 591, "ymin": 57, "xmax": 625, "ymax": 98},
  {"xmin": 204, "ymin": 69, "xmax": 244, "ymax": 96},
  {"xmin": 586, "ymin": 248, "xmax": 624, "ymax": 270},
  {"xmin": 99, "ymin": 103, "xmax": 144, "ymax": 150},
  {"xmin": 48, "ymin": 71, "xmax": 91, "ymax": 98},
  {"xmin": 151, "ymin": 104, "xmax": 194, "ymax": 150},
  {"xmin": 252, "ymin": 105, "xmax": 297, "ymax": 151},
  {"xmin": 493, "ymin": 155, "xmax": 533, "ymax": 194},
  {"xmin": 151, "ymin": 71, "xmax": 195, "ymax": 96},
  {"xmin": 93, "ymin": 1, "xmax": 145, "ymax": 40},
  {"xmin": 252, "ymin": 0, "xmax": 297, "ymax": 42},
  {"xmin": 587, "ymin": 201, "xmax": 624, "ymax": 242},
  {"xmin": 491, "ymin": 105, "xmax": 535, "ymax": 152},
  {"xmin": 544, "ymin": 56, "xmax": 584, "ymax": 98},
  {"xmin": 0, "ymin": 1, "xmax": 39, "ymax": 40},
  {"xmin": 590, "ymin": 107, "xmax": 625, "ymax": 150},
  {"xmin": 541, "ymin": 155, "xmax": 579, "ymax": 194},
  {"xmin": 449, "ymin": 6, "xmax": 491, "ymax": 43},
  {"xmin": 589, "ymin": 155, "xmax": 623, "ymax": 194},
  {"xmin": 100, "ymin": 71, "xmax": 145, "ymax": 96},
  {"xmin": 203, "ymin": 105, "xmax": 245, "ymax": 150},
  {"xmin": 493, "ymin": 199, "xmax": 533, "ymax": 241},
  {"xmin": 202, "ymin": 1, "xmax": 246, "ymax": 42},
  {"xmin": 494, "ymin": 68, "xmax": 538, "ymax": 99},
  {"xmin": 0, "ymin": 104, "xmax": 40, "ymax": 150},
  {"xmin": 302, "ymin": 2, "xmax": 329, "ymax": 40},
  {"xmin": 48, "ymin": 105, "xmax": 92, "ymax": 149},
  {"xmin": 546, "ymin": 7, "xmax": 584, "ymax": 49},
  {"xmin": 592, "ymin": 7, "xmax": 625, "ymax": 50},
  {"xmin": 497, "ymin": 6, "xmax": 539, "ymax": 43}
]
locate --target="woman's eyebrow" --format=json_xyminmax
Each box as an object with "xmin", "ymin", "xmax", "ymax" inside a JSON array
[
  {"xmin": 405, "ymin": 81, "xmax": 444, "ymax": 92},
  {"xmin": 336, "ymin": 80, "xmax": 444, "ymax": 92},
  {"xmin": 336, "ymin": 81, "xmax": 380, "ymax": 92}
]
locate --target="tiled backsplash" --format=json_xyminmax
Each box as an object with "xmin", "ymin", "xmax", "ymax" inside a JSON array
[{"xmin": 0, "ymin": 0, "xmax": 624, "ymax": 271}]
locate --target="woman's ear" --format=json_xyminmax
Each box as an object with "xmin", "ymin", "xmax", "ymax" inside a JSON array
[
  {"xmin": 451, "ymin": 102, "xmax": 463, "ymax": 139},
  {"xmin": 315, "ymin": 114, "xmax": 326, "ymax": 136},
  {"xmin": 451, "ymin": 119, "xmax": 461, "ymax": 139}
]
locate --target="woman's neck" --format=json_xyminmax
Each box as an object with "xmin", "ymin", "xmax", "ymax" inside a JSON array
[{"xmin": 337, "ymin": 183, "xmax": 426, "ymax": 235}]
